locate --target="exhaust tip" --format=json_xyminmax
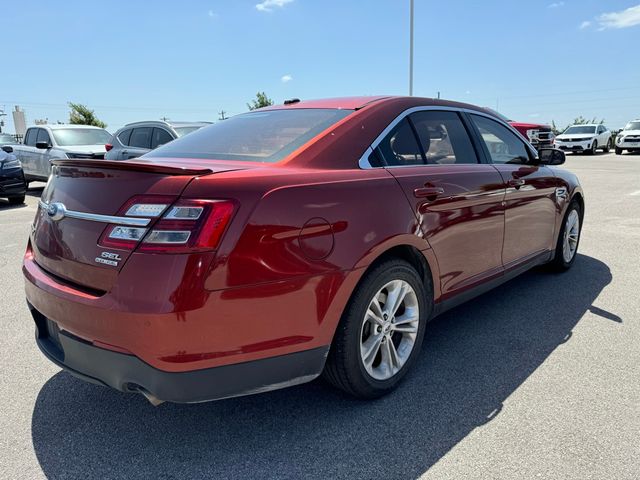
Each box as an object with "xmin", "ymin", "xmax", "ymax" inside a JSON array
[{"xmin": 126, "ymin": 383, "xmax": 165, "ymax": 406}]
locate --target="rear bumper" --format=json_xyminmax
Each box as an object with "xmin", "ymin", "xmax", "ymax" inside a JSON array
[{"xmin": 30, "ymin": 303, "xmax": 328, "ymax": 403}]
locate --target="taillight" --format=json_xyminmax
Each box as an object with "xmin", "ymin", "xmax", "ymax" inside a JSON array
[
  {"xmin": 138, "ymin": 199, "xmax": 235, "ymax": 253},
  {"xmin": 98, "ymin": 196, "xmax": 235, "ymax": 254},
  {"xmin": 105, "ymin": 143, "xmax": 113, "ymax": 152}
]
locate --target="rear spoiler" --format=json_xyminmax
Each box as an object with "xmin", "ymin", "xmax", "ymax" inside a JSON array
[{"xmin": 51, "ymin": 159, "xmax": 214, "ymax": 176}]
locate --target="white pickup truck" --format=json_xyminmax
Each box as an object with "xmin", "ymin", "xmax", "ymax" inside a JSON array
[{"xmin": 13, "ymin": 124, "xmax": 111, "ymax": 183}]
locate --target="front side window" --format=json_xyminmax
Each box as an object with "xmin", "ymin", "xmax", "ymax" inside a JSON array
[
  {"xmin": 24, "ymin": 129, "xmax": 36, "ymax": 146},
  {"xmin": 377, "ymin": 118, "xmax": 424, "ymax": 166},
  {"xmin": 471, "ymin": 114, "xmax": 530, "ymax": 164},
  {"xmin": 129, "ymin": 127, "xmax": 152, "ymax": 149},
  {"xmin": 410, "ymin": 111, "xmax": 478, "ymax": 164},
  {"xmin": 148, "ymin": 109, "xmax": 352, "ymax": 163},
  {"xmin": 36, "ymin": 129, "xmax": 51, "ymax": 145},
  {"xmin": 51, "ymin": 128, "xmax": 112, "ymax": 146}
]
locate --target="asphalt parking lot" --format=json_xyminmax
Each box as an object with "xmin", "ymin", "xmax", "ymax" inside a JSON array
[{"xmin": 1, "ymin": 152, "xmax": 638, "ymax": 480}]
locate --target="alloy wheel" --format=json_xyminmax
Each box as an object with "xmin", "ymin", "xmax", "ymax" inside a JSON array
[
  {"xmin": 359, "ymin": 279, "xmax": 419, "ymax": 381},
  {"xmin": 562, "ymin": 209, "xmax": 580, "ymax": 263}
]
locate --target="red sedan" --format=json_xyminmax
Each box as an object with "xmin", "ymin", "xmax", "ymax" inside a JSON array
[{"xmin": 24, "ymin": 96, "xmax": 583, "ymax": 404}]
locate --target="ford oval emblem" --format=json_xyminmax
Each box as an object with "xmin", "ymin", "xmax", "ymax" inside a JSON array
[{"xmin": 47, "ymin": 202, "xmax": 66, "ymax": 222}]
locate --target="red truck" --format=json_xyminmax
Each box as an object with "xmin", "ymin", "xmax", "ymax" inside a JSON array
[{"xmin": 484, "ymin": 109, "xmax": 555, "ymax": 150}]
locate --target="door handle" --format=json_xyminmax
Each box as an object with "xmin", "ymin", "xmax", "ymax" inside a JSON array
[
  {"xmin": 413, "ymin": 186, "xmax": 444, "ymax": 199},
  {"xmin": 508, "ymin": 178, "xmax": 525, "ymax": 188}
]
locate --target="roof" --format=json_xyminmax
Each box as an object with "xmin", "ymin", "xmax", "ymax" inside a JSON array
[
  {"xmin": 28, "ymin": 124, "xmax": 106, "ymax": 130},
  {"xmin": 260, "ymin": 96, "xmax": 391, "ymax": 111},
  {"xmin": 258, "ymin": 96, "xmax": 493, "ymax": 115},
  {"xmin": 123, "ymin": 120, "xmax": 212, "ymax": 128}
]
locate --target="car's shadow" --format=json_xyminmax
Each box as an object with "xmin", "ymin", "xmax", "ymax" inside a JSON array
[{"xmin": 31, "ymin": 254, "xmax": 617, "ymax": 479}]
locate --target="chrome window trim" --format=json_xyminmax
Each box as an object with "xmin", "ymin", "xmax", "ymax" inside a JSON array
[
  {"xmin": 358, "ymin": 106, "xmax": 538, "ymax": 169},
  {"xmin": 38, "ymin": 200, "xmax": 151, "ymax": 227}
]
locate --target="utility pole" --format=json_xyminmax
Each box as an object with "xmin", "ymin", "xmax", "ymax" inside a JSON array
[
  {"xmin": 409, "ymin": 0, "xmax": 414, "ymax": 96},
  {"xmin": 218, "ymin": 110, "xmax": 227, "ymax": 121},
  {"xmin": 437, "ymin": 91, "xmax": 440, "ymax": 99}
]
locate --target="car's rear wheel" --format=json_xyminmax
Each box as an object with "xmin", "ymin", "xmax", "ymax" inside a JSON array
[
  {"xmin": 615, "ymin": 147, "xmax": 623, "ymax": 155},
  {"xmin": 8, "ymin": 195, "xmax": 25, "ymax": 205},
  {"xmin": 603, "ymin": 139, "xmax": 611, "ymax": 153},
  {"xmin": 323, "ymin": 259, "xmax": 428, "ymax": 399},
  {"xmin": 589, "ymin": 140, "xmax": 598, "ymax": 155},
  {"xmin": 549, "ymin": 200, "xmax": 582, "ymax": 271}
]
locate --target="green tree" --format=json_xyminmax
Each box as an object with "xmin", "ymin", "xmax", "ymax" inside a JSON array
[
  {"xmin": 68, "ymin": 102, "xmax": 107, "ymax": 128},
  {"xmin": 247, "ymin": 92, "xmax": 274, "ymax": 111}
]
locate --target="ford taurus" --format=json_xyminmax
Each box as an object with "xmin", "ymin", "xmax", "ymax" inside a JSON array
[{"xmin": 23, "ymin": 96, "xmax": 584, "ymax": 404}]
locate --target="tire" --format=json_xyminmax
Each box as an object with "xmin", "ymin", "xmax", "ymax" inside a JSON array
[
  {"xmin": 8, "ymin": 195, "xmax": 25, "ymax": 205},
  {"xmin": 615, "ymin": 147, "xmax": 623, "ymax": 155},
  {"xmin": 323, "ymin": 259, "xmax": 429, "ymax": 399},
  {"xmin": 589, "ymin": 140, "xmax": 598, "ymax": 155},
  {"xmin": 549, "ymin": 200, "xmax": 582, "ymax": 271},
  {"xmin": 603, "ymin": 139, "xmax": 610, "ymax": 153}
]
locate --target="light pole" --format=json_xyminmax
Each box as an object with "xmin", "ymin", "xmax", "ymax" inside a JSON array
[{"xmin": 409, "ymin": 0, "xmax": 414, "ymax": 96}]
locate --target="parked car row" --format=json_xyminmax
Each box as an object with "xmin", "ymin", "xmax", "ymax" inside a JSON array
[{"xmin": 2, "ymin": 120, "xmax": 209, "ymax": 187}]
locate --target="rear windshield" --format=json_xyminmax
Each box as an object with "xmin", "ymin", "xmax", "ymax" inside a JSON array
[
  {"xmin": 52, "ymin": 128, "xmax": 112, "ymax": 146},
  {"xmin": 173, "ymin": 126, "xmax": 204, "ymax": 137},
  {"xmin": 148, "ymin": 109, "xmax": 353, "ymax": 162},
  {"xmin": 0, "ymin": 134, "xmax": 15, "ymax": 144},
  {"xmin": 564, "ymin": 126, "xmax": 596, "ymax": 135}
]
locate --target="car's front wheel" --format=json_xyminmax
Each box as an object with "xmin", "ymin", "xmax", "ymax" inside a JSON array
[
  {"xmin": 323, "ymin": 259, "xmax": 429, "ymax": 399},
  {"xmin": 549, "ymin": 200, "xmax": 582, "ymax": 271},
  {"xmin": 8, "ymin": 195, "xmax": 25, "ymax": 205},
  {"xmin": 615, "ymin": 147, "xmax": 623, "ymax": 155}
]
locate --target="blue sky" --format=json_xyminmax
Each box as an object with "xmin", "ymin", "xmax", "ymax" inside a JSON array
[{"xmin": 1, "ymin": 0, "xmax": 639, "ymax": 133}]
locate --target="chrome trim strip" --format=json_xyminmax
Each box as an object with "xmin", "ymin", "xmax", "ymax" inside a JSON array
[
  {"xmin": 358, "ymin": 106, "xmax": 538, "ymax": 169},
  {"xmin": 38, "ymin": 200, "xmax": 150, "ymax": 227}
]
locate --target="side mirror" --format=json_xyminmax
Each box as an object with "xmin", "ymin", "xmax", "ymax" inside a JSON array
[
  {"xmin": 36, "ymin": 141, "xmax": 51, "ymax": 149},
  {"xmin": 1, "ymin": 145, "xmax": 13, "ymax": 153},
  {"xmin": 538, "ymin": 148, "xmax": 565, "ymax": 166}
]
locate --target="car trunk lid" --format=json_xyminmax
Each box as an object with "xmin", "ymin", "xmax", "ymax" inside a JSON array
[{"xmin": 31, "ymin": 158, "xmax": 245, "ymax": 293}]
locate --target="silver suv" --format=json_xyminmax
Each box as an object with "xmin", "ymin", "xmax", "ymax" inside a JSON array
[{"xmin": 105, "ymin": 120, "xmax": 211, "ymax": 160}]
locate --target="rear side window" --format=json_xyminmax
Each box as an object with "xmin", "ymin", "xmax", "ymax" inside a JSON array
[
  {"xmin": 118, "ymin": 129, "xmax": 132, "ymax": 146},
  {"xmin": 24, "ymin": 129, "xmax": 36, "ymax": 146},
  {"xmin": 410, "ymin": 111, "xmax": 478, "ymax": 164},
  {"xmin": 147, "ymin": 109, "xmax": 352, "ymax": 162},
  {"xmin": 129, "ymin": 127, "xmax": 152, "ymax": 149},
  {"xmin": 377, "ymin": 118, "xmax": 424, "ymax": 166},
  {"xmin": 470, "ymin": 114, "xmax": 530, "ymax": 165},
  {"xmin": 151, "ymin": 128, "xmax": 174, "ymax": 149},
  {"xmin": 36, "ymin": 129, "xmax": 51, "ymax": 145}
]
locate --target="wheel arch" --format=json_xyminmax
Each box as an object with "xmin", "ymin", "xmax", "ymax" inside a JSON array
[
  {"xmin": 571, "ymin": 190, "xmax": 585, "ymax": 223},
  {"xmin": 342, "ymin": 243, "xmax": 437, "ymax": 326}
]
